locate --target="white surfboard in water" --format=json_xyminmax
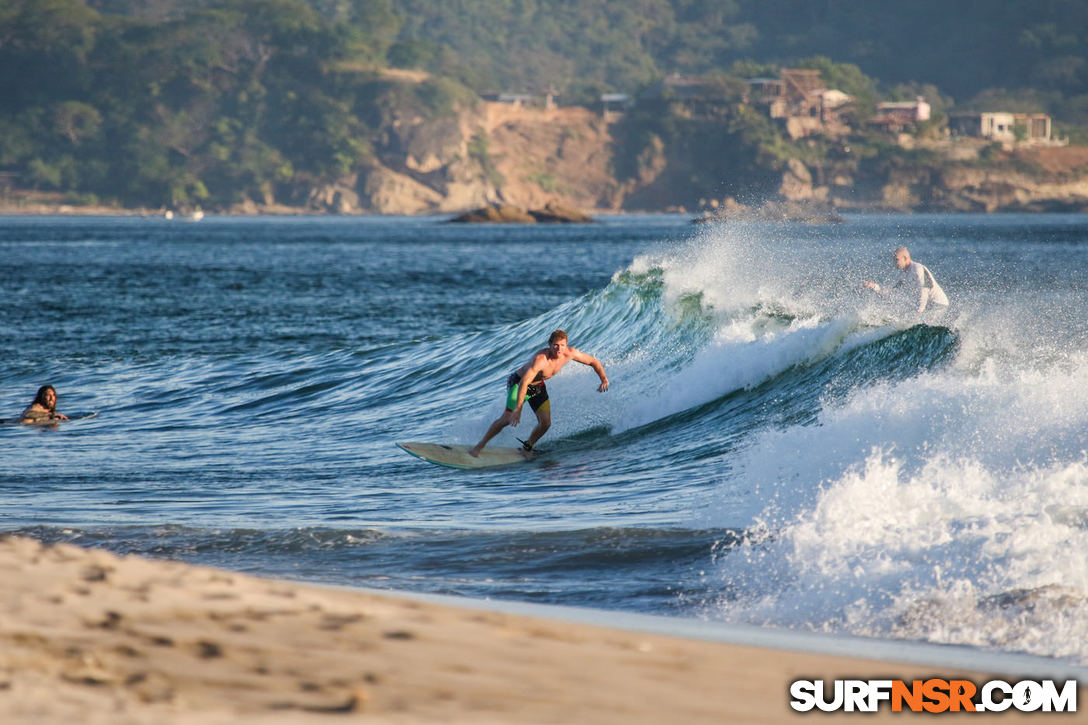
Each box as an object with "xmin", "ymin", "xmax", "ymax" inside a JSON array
[{"xmin": 395, "ymin": 441, "xmax": 535, "ymax": 469}]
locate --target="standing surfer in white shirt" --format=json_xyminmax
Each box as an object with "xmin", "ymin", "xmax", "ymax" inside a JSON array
[{"xmin": 863, "ymin": 246, "xmax": 949, "ymax": 316}]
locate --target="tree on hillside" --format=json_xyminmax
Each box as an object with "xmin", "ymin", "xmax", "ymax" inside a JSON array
[
  {"xmin": 0, "ymin": 0, "xmax": 404, "ymax": 207},
  {"xmin": 0, "ymin": 0, "xmax": 101, "ymax": 107}
]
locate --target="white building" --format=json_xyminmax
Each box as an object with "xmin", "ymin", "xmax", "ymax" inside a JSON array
[{"xmin": 950, "ymin": 111, "xmax": 1053, "ymax": 144}]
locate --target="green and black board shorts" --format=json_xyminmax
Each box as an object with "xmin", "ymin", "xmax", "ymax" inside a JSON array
[{"xmin": 506, "ymin": 372, "xmax": 550, "ymax": 413}]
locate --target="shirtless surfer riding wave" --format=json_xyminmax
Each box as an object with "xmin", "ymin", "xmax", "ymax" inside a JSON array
[{"xmin": 469, "ymin": 329, "xmax": 608, "ymax": 457}]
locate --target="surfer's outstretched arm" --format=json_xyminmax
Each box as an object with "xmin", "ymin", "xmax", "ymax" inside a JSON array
[{"xmin": 862, "ymin": 278, "xmax": 903, "ymax": 294}]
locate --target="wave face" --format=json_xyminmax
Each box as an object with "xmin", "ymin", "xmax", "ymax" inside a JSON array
[{"xmin": 3, "ymin": 213, "xmax": 1088, "ymax": 665}]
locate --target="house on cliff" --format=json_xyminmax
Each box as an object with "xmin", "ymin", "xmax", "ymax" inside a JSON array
[
  {"xmin": 599, "ymin": 93, "xmax": 631, "ymax": 122},
  {"xmin": 949, "ymin": 111, "xmax": 1057, "ymax": 146},
  {"xmin": 745, "ymin": 69, "xmax": 853, "ymax": 139},
  {"xmin": 480, "ymin": 92, "xmax": 558, "ymax": 109},
  {"xmin": 869, "ymin": 97, "xmax": 931, "ymax": 133}
]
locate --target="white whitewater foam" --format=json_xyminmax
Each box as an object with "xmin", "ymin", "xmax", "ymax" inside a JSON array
[{"xmin": 706, "ymin": 347, "xmax": 1088, "ymax": 664}]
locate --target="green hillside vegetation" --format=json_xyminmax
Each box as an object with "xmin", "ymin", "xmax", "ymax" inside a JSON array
[
  {"xmin": 2, "ymin": 0, "xmax": 1087, "ymax": 209},
  {"xmin": 0, "ymin": 0, "xmax": 467, "ymax": 208},
  {"xmin": 385, "ymin": 0, "xmax": 1088, "ymax": 118}
]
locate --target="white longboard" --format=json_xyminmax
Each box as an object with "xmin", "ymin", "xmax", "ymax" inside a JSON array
[
  {"xmin": 1, "ymin": 411, "xmax": 99, "ymax": 426},
  {"xmin": 396, "ymin": 441, "xmax": 534, "ymax": 469}
]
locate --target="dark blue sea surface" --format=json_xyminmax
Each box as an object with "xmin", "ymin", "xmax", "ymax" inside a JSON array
[{"xmin": 4, "ymin": 212, "xmax": 1088, "ymax": 664}]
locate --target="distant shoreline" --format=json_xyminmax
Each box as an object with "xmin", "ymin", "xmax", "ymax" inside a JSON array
[
  {"xmin": 2, "ymin": 199, "xmax": 1086, "ymax": 218},
  {"xmin": 0, "ymin": 201, "xmax": 318, "ymax": 217}
]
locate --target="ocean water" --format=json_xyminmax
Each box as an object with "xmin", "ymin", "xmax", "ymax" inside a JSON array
[{"xmin": 3, "ymin": 212, "xmax": 1088, "ymax": 665}]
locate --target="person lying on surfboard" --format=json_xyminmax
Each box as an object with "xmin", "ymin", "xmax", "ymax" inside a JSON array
[
  {"xmin": 20, "ymin": 385, "xmax": 69, "ymax": 424},
  {"xmin": 468, "ymin": 329, "xmax": 609, "ymax": 457}
]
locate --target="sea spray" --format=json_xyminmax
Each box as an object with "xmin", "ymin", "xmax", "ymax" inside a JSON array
[{"xmin": 707, "ymin": 346, "xmax": 1088, "ymax": 663}]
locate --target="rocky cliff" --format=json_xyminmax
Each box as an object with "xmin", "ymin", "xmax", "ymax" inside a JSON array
[
  {"xmin": 335, "ymin": 101, "xmax": 623, "ymax": 215},
  {"xmin": 765, "ymin": 142, "xmax": 1088, "ymax": 214},
  {"xmin": 335, "ymin": 99, "xmax": 1088, "ymax": 216}
]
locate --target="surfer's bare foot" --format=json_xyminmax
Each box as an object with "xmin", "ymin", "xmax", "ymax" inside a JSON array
[{"xmin": 467, "ymin": 446, "xmax": 481, "ymax": 458}]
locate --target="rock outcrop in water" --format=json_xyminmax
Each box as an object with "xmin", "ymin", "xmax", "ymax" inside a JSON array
[
  {"xmin": 448, "ymin": 201, "xmax": 595, "ymax": 223},
  {"xmin": 528, "ymin": 201, "xmax": 595, "ymax": 223},
  {"xmin": 448, "ymin": 203, "xmax": 536, "ymax": 223}
]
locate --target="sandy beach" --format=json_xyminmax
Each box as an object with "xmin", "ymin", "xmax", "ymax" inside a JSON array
[{"xmin": 0, "ymin": 536, "xmax": 1083, "ymax": 723}]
